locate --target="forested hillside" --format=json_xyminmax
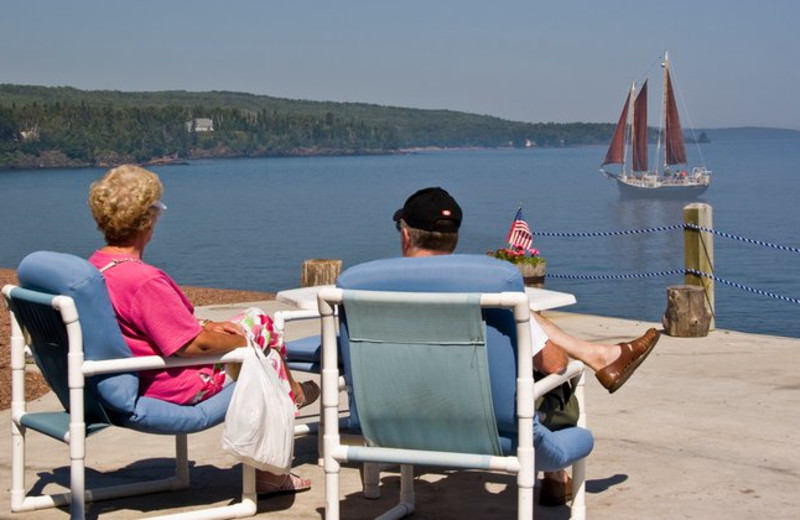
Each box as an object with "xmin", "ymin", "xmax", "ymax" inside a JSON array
[{"xmin": 0, "ymin": 84, "xmax": 615, "ymax": 169}]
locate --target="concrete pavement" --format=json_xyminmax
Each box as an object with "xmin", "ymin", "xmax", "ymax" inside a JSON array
[{"xmin": 2, "ymin": 298, "xmax": 799, "ymax": 519}]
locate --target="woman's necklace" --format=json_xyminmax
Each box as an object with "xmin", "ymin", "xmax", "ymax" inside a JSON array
[{"xmin": 101, "ymin": 246, "xmax": 140, "ymax": 258}]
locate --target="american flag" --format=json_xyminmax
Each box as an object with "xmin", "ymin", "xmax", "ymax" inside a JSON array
[{"xmin": 506, "ymin": 208, "xmax": 534, "ymax": 252}]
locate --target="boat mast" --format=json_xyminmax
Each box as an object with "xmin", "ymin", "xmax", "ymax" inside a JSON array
[
  {"xmin": 661, "ymin": 50, "xmax": 670, "ymax": 175},
  {"xmin": 624, "ymin": 80, "xmax": 635, "ymax": 177}
]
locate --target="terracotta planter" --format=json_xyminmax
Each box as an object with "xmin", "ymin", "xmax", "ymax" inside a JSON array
[{"xmin": 515, "ymin": 260, "xmax": 546, "ymax": 288}]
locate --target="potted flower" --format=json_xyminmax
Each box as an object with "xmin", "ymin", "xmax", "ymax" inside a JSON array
[{"xmin": 488, "ymin": 245, "xmax": 546, "ymax": 287}]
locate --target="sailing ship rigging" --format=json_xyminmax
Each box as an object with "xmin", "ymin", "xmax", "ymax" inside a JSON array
[{"xmin": 600, "ymin": 51, "xmax": 711, "ymax": 196}]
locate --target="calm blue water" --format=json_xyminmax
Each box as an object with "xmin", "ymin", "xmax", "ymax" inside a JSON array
[{"xmin": 1, "ymin": 137, "xmax": 798, "ymax": 338}]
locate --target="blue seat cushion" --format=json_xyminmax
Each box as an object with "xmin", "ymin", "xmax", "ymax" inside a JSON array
[
  {"xmin": 123, "ymin": 383, "xmax": 234, "ymax": 434},
  {"xmin": 285, "ymin": 335, "xmax": 323, "ymax": 363}
]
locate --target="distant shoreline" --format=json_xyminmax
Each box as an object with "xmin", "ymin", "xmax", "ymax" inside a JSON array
[
  {"xmin": 3, "ymin": 127, "xmax": 800, "ymax": 172},
  {"xmin": 0, "ymin": 147, "xmax": 406, "ymax": 172},
  {"xmin": 0, "ymin": 145, "xmax": 586, "ymax": 172}
]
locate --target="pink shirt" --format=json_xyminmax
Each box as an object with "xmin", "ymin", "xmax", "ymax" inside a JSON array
[{"xmin": 89, "ymin": 250, "xmax": 218, "ymax": 404}]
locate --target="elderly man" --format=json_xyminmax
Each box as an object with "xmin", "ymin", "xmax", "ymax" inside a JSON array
[{"xmin": 391, "ymin": 186, "xmax": 660, "ymax": 505}]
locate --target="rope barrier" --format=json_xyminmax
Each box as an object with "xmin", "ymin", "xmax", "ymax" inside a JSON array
[
  {"xmin": 546, "ymin": 268, "xmax": 800, "ymax": 305},
  {"xmin": 683, "ymin": 223, "xmax": 800, "ymax": 254},
  {"xmin": 685, "ymin": 269, "xmax": 800, "ymax": 305},
  {"xmin": 533, "ymin": 224, "xmax": 683, "ymax": 238},
  {"xmin": 532, "ymin": 222, "xmax": 800, "ymax": 305},
  {"xmin": 534, "ymin": 222, "xmax": 800, "ymax": 255},
  {"xmin": 547, "ymin": 269, "xmax": 684, "ymax": 281}
]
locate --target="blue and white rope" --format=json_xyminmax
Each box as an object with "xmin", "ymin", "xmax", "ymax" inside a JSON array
[
  {"xmin": 685, "ymin": 269, "xmax": 800, "ymax": 305},
  {"xmin": 547, "ymin": 268, "xmax": 799, "ymax": 304},
  {"xmin": 547, "ymin": 269, "xmax": 685, "ymax": 281},
  {"xmin": 535, "ymin": 222, "xmax": 800, "ymax": 255},
  {"xmin": 684, "ymin": 224, "xmax": 800, "ymax": 253},
  {"xmin": 533, "ymin": 224, "xmax": 683, "ymax": 238},
  {"xmin": 533, "ymin": 223, "xmax": 800, "ymax": 304}
]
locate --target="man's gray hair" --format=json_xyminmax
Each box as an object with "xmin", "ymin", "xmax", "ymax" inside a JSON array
[{"xmin": 402, "ymin": 220, "xmax": 459, "ymax": 253}]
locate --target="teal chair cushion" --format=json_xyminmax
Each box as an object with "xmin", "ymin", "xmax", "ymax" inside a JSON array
[{"xmin": 337, "ymin": 255, "xmax": 523, "ymax": 436}]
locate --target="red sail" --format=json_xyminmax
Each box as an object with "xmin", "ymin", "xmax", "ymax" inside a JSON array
[
  {"xmin": 664, "ymin": 70, "xmax": 687, "ymax": 165},
  {"xmin": 632, "ymin": 81, "xmax": 648, "ymax": 172},
  {"xmin": 602, "ymin": 90, "xmax": 630, "ymax": 166}
]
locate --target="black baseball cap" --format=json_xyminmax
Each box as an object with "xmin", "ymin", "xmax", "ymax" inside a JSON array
[{"xmin": 393, "ymin": 187, "xmax": 462, "ymax": 233}]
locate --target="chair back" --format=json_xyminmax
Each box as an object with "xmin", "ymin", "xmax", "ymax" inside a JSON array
[
  {"xmin": 343, "ymin": 289, "xmax": 502, "ymax": 455},
  {"xmin": 14, "ymin": 251, "xmax": 138, "ymax": 425},
  {"xmin": 14, "ymin": 251, "xmax": 233, "ymax": 433},
  {"xmin": 337, "ymin": 254, "xmax": 524, "ymax": 437}
]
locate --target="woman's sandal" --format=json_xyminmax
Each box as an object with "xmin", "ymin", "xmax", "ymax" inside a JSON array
[
  {"xmin": 257, "ymin": 472, "xmax": 312, "ymax": 498},
  {"xmin": 295, "ymin": 380, "xmax": 321, "ymax": 409}
]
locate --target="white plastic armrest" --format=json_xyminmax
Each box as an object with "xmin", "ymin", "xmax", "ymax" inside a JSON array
[{"xmin": 82, "ymin": 346, "xmax": 251, "ymax": 376}]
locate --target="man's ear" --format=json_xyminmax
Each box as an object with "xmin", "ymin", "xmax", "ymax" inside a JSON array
[{"xmin": 400, "ymin": 226, "xmax": 411, "ymax": 254}]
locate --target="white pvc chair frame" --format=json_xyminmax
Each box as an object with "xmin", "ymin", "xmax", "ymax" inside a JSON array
[
  {"xmin": 4, "ymin": 285, "xmax": 258, "ymax": 520},
  {"xmin": 316, "ymin": 287, "xmax": 587, "ymax": 520}
]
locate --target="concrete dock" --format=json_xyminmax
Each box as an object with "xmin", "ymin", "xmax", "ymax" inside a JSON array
[{"xmin": 2, "ymin": 298, "xmax": 799, "ymax": 519}]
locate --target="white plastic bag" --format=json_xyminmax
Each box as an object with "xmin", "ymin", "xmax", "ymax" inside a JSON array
[{"xmin": 221, "ymin": 343, "xmax": 296, "ymax": 474}]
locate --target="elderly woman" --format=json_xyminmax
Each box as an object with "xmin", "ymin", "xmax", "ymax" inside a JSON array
[{"xmin": 87, "ymin": 164, "xmax": 315, "ymax": 495}]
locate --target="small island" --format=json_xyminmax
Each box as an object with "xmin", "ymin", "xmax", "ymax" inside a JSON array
[{"xmin": 684, "ymin": 131, "xmax": 711, "ymax": 144}]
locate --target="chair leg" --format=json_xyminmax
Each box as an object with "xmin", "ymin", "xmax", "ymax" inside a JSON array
[
  {"xmin": 175, "ymin": 433, "xmax": 190, "ymax": 489},
  {"xmin": 324, "ymin": 460, "xmax": 341, "ymax": 520},
  {"xmin": 571, "ymin": 370, "xmax": 587, "ymax": 520},
  {"xmin": 398, "ymin": 464, "xmax": 415, "ymax": 513},
  {"xmin": 9, "ymin": 318, "xmax": 30, "ymax": 513},
  {"xmin": 570, "ymin": 459, "xmax": 587, "ymax": 520},
  {"xmin": 362, "ymin": 462, "xmax": 381, "ymax": 499},
  {"xmin": 69, "ymin": 415, "xmax": 87, "ymax": 519},
  {"xmin": 9, "ymin": 419, "xmax": 27, "ymax": 512},
  {"xmin": 374, "ymin": 464, "xmax": 415, "ymax": 520}
]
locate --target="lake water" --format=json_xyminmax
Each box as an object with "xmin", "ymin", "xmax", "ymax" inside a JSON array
[{"xmin": 1, "ymin": 136, "xmax": 798, "ymax": 338}]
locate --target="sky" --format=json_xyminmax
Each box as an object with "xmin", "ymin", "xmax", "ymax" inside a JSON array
[{"xmin": 2, "ymin": 1, "xmax": 799, "ymax": 130}]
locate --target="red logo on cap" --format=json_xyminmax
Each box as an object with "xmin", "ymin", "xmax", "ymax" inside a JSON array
[{"xmin": 442, "ymin": 210, "xmax": 451, "ymax": 216}]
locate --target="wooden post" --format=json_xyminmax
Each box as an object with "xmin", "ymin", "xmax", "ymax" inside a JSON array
[
  {"xmin": 301, "ymin": 259, "xmax": 342, "ymax": 288},
  {"xmin": 683, "ymin": 203, "xmax": 715, "ymax": 330},
  {"xmin": 663, "ymin": 285, "xmax": 711, "ymax": 337}
]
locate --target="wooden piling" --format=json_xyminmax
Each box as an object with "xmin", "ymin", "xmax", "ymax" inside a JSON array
[
  {"xmin": 301, "ymin": 259, "xmax": 342, "ymax": 288},
  {"xmin": 682, "ymin": 203, "xmax": 715, "ymax": 330},
  {"xmin": 663, "ymin": 285, "xmax": 711, "ymax": 337}
]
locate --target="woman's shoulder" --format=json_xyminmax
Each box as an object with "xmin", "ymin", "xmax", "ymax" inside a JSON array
[{"xmin": 89, "ymin": 251, "xmax": 173, "ymax": 284}]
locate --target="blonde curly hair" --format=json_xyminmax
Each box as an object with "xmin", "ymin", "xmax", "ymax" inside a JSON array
[{"xmin": 88, "ymin": 165, "xmax": 164, "ymax": 245}]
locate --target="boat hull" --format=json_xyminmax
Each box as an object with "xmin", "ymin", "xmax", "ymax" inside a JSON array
[{"xmin": 614, "ymin": 176, "xmax": 710, "ymax": 198}]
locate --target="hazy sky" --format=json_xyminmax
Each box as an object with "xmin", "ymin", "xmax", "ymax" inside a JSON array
[{"xmin": 3, "ymin": 1, "xmax": 799, "ymax": 129}]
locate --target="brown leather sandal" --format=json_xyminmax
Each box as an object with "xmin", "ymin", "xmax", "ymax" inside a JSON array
[{"xmin": 295, "ymin": 380, "xmax": 320, "ymax": 409}]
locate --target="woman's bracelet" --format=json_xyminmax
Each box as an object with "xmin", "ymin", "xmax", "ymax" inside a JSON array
[{"xmin": 198, "ymin": 318, "xmax": 211, "ymax": 329}]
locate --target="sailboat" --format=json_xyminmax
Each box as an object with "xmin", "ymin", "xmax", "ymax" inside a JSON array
[{"xmin": 600, "ymin": 51, "xmax": 711, "ymax": 196}]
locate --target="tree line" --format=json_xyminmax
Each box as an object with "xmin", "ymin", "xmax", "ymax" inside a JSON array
[{"xmin": 0, "ymin": 84, "xmax": 616, "ymax": 169}]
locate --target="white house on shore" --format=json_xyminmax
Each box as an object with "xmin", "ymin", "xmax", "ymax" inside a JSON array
[{"xmin": 185, "ymin": 118, "xmax": 214, "ymax": 132}]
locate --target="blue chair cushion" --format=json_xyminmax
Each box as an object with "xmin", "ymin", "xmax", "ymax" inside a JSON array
[
  {"xmin": 125, "ymin": 383, "xmax": 234, "ymax": 434},
  {"xmin": 18, "ymin": 251, "xmax": 139, "ymax": 423},
  {"xmin": 285, "ymin": 335, "xmax": 324, "ymax": 363},
  {"xmin": 17, "ymin": 251, "xmax": 232, "ymax": 434}
]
